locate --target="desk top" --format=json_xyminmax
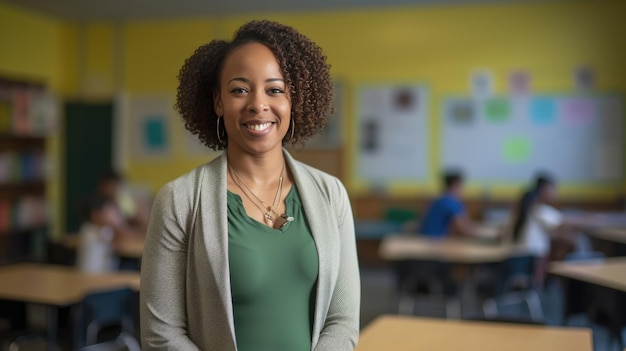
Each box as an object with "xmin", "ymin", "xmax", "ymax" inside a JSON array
[
  {"xmin": 64, "ymin": 235, "xmax": 144, "ymax": 259},
  {"xmin": 589, "ymin": 227, "xmax": 626, "ymax": 245},
  {"xmin": 114, "ymin": 236, "xmax": 144, "ymax": 259},
  {"xmin": 379, "ymin": 235, "xmax": 524, "ymax": 263},
  {"xmin": 549, "ymin": 257, "xmax": 626, "ymax": 292},
  {"xmin": 355, "ymin": 315, "xmax": 592, "ymax": 351},
  {"xmin": 0, "ymin": 263, "xmax": 140, "ymax": 306}
]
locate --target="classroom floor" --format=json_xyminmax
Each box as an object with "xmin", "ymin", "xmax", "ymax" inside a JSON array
[{"xmin": 360, "ymin": 265, "xmax": 626, "ymax": 351}]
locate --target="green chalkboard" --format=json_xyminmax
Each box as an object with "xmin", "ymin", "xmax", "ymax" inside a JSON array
[{"xmin": 64, "ymin": 101, "xmax": 113, "ymax": 233}]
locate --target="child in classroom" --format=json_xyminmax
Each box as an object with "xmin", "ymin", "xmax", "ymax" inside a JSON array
[
  {"xmin": 510, "ymin": 173, "xmax": 575, "ymax": 287},
  {"xmin": 419, "ymin": 170, "xmax": 475, "ymax": 237},
  {"xmin": 75, "ymin": 193, "xmax": 122, "ymax": 273},
  {"xmin": 96, "ymin": 168, "xmax": 151, "ymax": 234}
]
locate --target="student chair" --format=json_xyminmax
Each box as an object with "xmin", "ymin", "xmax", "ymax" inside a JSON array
[
  {"xmin": 561, "ymin": 251, "xmax": 624, "ymax": 350},
  {"xmin": 79, "ymin": 333, "xmax": 140, "ymax": 351},
  {"xmin": 395, "ymin": 260, "xmax": 459, "ymax": 318},
  {"xmin": 482, "ymin": 255, "xmax": 544, "ymax": 322},
  {"xmin": 74, "ymin": 287, "xmax": 140, "ymax": 350}
]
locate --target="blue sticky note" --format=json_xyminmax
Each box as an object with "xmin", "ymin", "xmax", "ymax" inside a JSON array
[
  {"xmin": 144, "ymin": 117, "xmax": 166, "ymax": 149},
  {"xmin": 530, "ymin": 97, "xmax": 556, "ymax": 125}
]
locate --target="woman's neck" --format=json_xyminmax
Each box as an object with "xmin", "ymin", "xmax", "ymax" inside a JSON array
[{"xmin": 226, "ymin": 148, "xmax": 286, "ymax": 186}]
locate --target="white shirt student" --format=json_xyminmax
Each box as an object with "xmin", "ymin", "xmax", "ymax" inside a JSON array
[
  {"xmin": 76, "ymin": 195, "xmax": 122, "ymax": 273},
  {"xmin": 520, "ymin": 203, "xmax": 563, "ymax": 257}
]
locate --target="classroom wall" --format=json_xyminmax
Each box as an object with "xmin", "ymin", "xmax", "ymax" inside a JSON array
[
  {"xmin": 117, "ymin": 1, "xmax": 626, "ymax": 201},
  {"xmin": 1, "ymin": 1, "xmax": 625, "ymax": 233},
  {"xmin": 0, "ymin": 2, "xmax": 75, "ymax": 92},
  {"xmin": 0, "ymin": 2, "xmax": 79, "ymax": 239}
]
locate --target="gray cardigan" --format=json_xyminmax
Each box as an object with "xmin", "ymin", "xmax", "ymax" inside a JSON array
[{"xmin": 140, "ymin": 151, "xmax": 360, "ymax": 350}]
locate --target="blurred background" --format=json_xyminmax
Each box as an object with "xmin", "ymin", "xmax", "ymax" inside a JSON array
[{"xmin": 0, "ymin": 0, "xmax": 625, "ymax": 350}]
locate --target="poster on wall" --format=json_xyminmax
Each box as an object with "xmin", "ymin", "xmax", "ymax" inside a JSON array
[
  {"xmin": 355, "ymin": 83, "xmax": 428, "ymax": 184},
  {"xmin": 508, "ymin": 70, "xmax": 531, "ymax": 96},
  {"xmin": 178, "ymin": 115, "xmax": 220, "ymax": 158},
  {"xmin": 129, "ymin": 96, "xmax": 172, "ymax": 158},
  {"xmin": 573, "ymin": 65, "xmax": 595, "ymax": 92},
  {"xmin": 470, "ymin": 69, "xmax": 494, "ymax": 99}
]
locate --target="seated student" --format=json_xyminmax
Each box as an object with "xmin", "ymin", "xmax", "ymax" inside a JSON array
[
  {"xmin": 419, "ymin": 170, "xmax": 474, "ymax": 237},
  {"xmin": 76, "ymin": 194, "xmax": 122, "ymax": 273},
  {"xmin": 97, "ymin": 168, "xmax": 151, "ymax": 234},
  {"xmin": 510, "ymin": 173, "xmax": 574, "ymax": 287}
]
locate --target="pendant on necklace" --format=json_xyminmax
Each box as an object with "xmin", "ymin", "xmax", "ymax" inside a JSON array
[{"xmin": 274, "ymin": 214, "xmax": 295, "ymax": 229}]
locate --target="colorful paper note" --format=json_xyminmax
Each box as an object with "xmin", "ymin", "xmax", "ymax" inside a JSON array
[
  {"xmin": 449, "ymin": 99, "xmax": 475, "ymax": 124},
  {"xmin": 508, "ymin": 70, "xmax": 530, "ymax": 96},
  {"xmin": 470, "ymin": 70, "xmax": 494, "ymax": 98},
  {"xmin": 530, "ymin": 97, "xmax": 556, "ymax": 125},
  {"xmin": 574, "ymin": 66, "xmax": 595, "ymax": 92},
  {"xmin": 503, "ymin": 137, "xmax": 531, "ymax": 163},
  {"xmin": 485, "ymin": 98, "xmax": 510, "ymax": 123},
  {"xmin": 561, "ymin": 98, "xmax": 594, "ymax": 126}
]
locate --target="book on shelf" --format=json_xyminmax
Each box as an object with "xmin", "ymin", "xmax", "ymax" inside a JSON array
[
  {"xmin": 0, "ymin": 197, "xmax": 47, "ymax": 233},
  {"xmin": 0, "ymin": 151, "xmax": 46, "ymax": 183},
  {"xmin": 0, "ymin": 81, "xmax": 58, "ymax": 136}
]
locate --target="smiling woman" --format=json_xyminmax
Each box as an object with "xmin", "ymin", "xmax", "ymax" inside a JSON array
[{"xmin": 140, "ymin": 20, "xmax": 360, "ymax": 351}]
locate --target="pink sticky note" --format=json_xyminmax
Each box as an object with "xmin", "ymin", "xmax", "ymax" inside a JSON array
[{"xmin": 560, "ymin": 98, "xmax": 595, "ymax": 126}]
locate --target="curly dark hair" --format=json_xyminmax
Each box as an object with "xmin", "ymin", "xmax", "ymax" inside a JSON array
[{"xmin": 175, "ymin": 20, "xmax": 334, "ymax": 150}]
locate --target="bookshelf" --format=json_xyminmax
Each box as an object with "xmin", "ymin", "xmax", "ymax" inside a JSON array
[{"xmin": 0, "ymin": 77, "xmax": 56, "ymax": 264}]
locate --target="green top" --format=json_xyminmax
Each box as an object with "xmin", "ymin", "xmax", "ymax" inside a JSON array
[{"xmin": 227, "ymin": 186, "xmax": 319, "ymax": 351}]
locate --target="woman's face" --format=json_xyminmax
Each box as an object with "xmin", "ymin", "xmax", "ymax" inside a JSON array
[{"xmin": 214, "ymin": 42, "xmax": 291, "ymax": 156}]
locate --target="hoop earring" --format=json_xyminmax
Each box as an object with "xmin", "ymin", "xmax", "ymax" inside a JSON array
[
  {"xmin": 289, "ymin": 121, "xmax": 295, "ymax": 142},
  {"xmin": 216, "ymin": 116, "xmax": 225, "ymax": 145}
]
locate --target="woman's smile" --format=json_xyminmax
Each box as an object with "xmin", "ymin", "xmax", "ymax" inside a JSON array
[{"xmin": 242, "ymin": 121, "xmax": 276, "ymax": 135}]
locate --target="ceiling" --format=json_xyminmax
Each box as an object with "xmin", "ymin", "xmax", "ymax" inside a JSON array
[{"xmin": 2, "ymin": 0, "xmax": 549, "ymax": 21}]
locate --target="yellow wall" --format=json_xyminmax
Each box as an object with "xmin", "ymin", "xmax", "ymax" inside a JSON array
[
  {"xmin": 120, "ymin": 1, "xmax": 626, "ymax": 200},
  {"xmin": 1, "ymin": 1, "xmax": 625, "ymax": 236},
  {"xmin": 0, "ymin": 2, "xmax": 76, "ymax": 93},
  {"xmin": 122, "ymin": 19, "xmax": 218, "ymax": 189},
  {"xmin": 0, "ymin": 2, "xmax": 79, "ymax": 239}
]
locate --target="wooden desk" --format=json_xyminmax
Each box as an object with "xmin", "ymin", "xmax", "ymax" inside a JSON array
[
  {"xmin": 0, "ymin": 263, "xmax": 140, "ymax": 351},
  {"xmin": 549, "ymin": 257, "xmax": 626, "ymax": 346},
  {"xmin": 356, "ymin": 315, "xmax": 592, "ymax": 351},
  {"xmin": 380, "ymin": 235, "xmax": 527, "ymax": 318},
  {"xmin": 114, "ymin": 236, "xmax": 144, "ymax": 259},
  {"xmin": 549, "ymin": 256, "xmax": 626, "ymax": 292},
  {"xmin": 589, "ymin": 228, "xmax": 626, "ymax": 246},
  {"xmin": 63, "ymin": 234, "xmax": 145, "ymax": 259},
  {"xmin": 564, "ymin": 212, "xmax": 626, "ymax": 229},
  {"xmin": 379, "ymin": 235, "xmax": 525, "ymax": 264}
]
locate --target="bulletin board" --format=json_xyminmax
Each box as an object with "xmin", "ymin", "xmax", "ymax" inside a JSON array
[
  {"xmin": 441, "ymin": 94, "xmax": 624, "ymax": 183},
  {"xmin": 354, "ymin": 83, "xmax": 429, "ymax": 184}
]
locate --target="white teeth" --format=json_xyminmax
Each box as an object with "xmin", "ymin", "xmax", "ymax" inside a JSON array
[{"xmin": 247, "ymin": 122, "xmax": 271, "ymax": 131}]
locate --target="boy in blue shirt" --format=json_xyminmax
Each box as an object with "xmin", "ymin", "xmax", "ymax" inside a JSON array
[{"xmin": 419, "ymin": 171, "xmax": 474, "ymax": 237}]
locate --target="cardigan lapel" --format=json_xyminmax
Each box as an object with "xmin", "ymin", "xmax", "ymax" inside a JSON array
[
  {"xmin": 284, "ymin": 150, "xmax": 332, "ymax": 346},
  {"xmin": 198, "ymin": 152, "xmax": 238, "ymax": 347}
]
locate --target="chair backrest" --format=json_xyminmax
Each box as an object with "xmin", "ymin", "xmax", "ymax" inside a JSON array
[
  {"xmin": 46, "ymin": 240, "xmax": 76, "ymax": 266},
  {"xmin": 78, "ymin": 332, "xmax": 141, "ymax": 351},
  {"xmin": 75, "ymin": 287, "xmax": 136, "ymax": 348}
]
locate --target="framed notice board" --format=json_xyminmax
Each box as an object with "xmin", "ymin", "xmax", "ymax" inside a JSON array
[{"xmin": 441, "ymin": 94, "xmax": 624, "ymax": 184}]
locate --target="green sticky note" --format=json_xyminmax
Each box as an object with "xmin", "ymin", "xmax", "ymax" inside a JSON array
[
  {"xmin": 485, "ymin": 98, "xmax": 510, "ymax": 122},
  {"xmin": 503, "ymin": 137, "xmax": 531, "ymax": 163}
]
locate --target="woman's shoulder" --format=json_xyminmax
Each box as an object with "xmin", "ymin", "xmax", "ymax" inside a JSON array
[
  {"xmin": 162, "ymin": 154, "xmax": 224, "ymax": 190},
  {"xmin": 154, "ymin": 153, "xmax": 225, "ymax": 203}
]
